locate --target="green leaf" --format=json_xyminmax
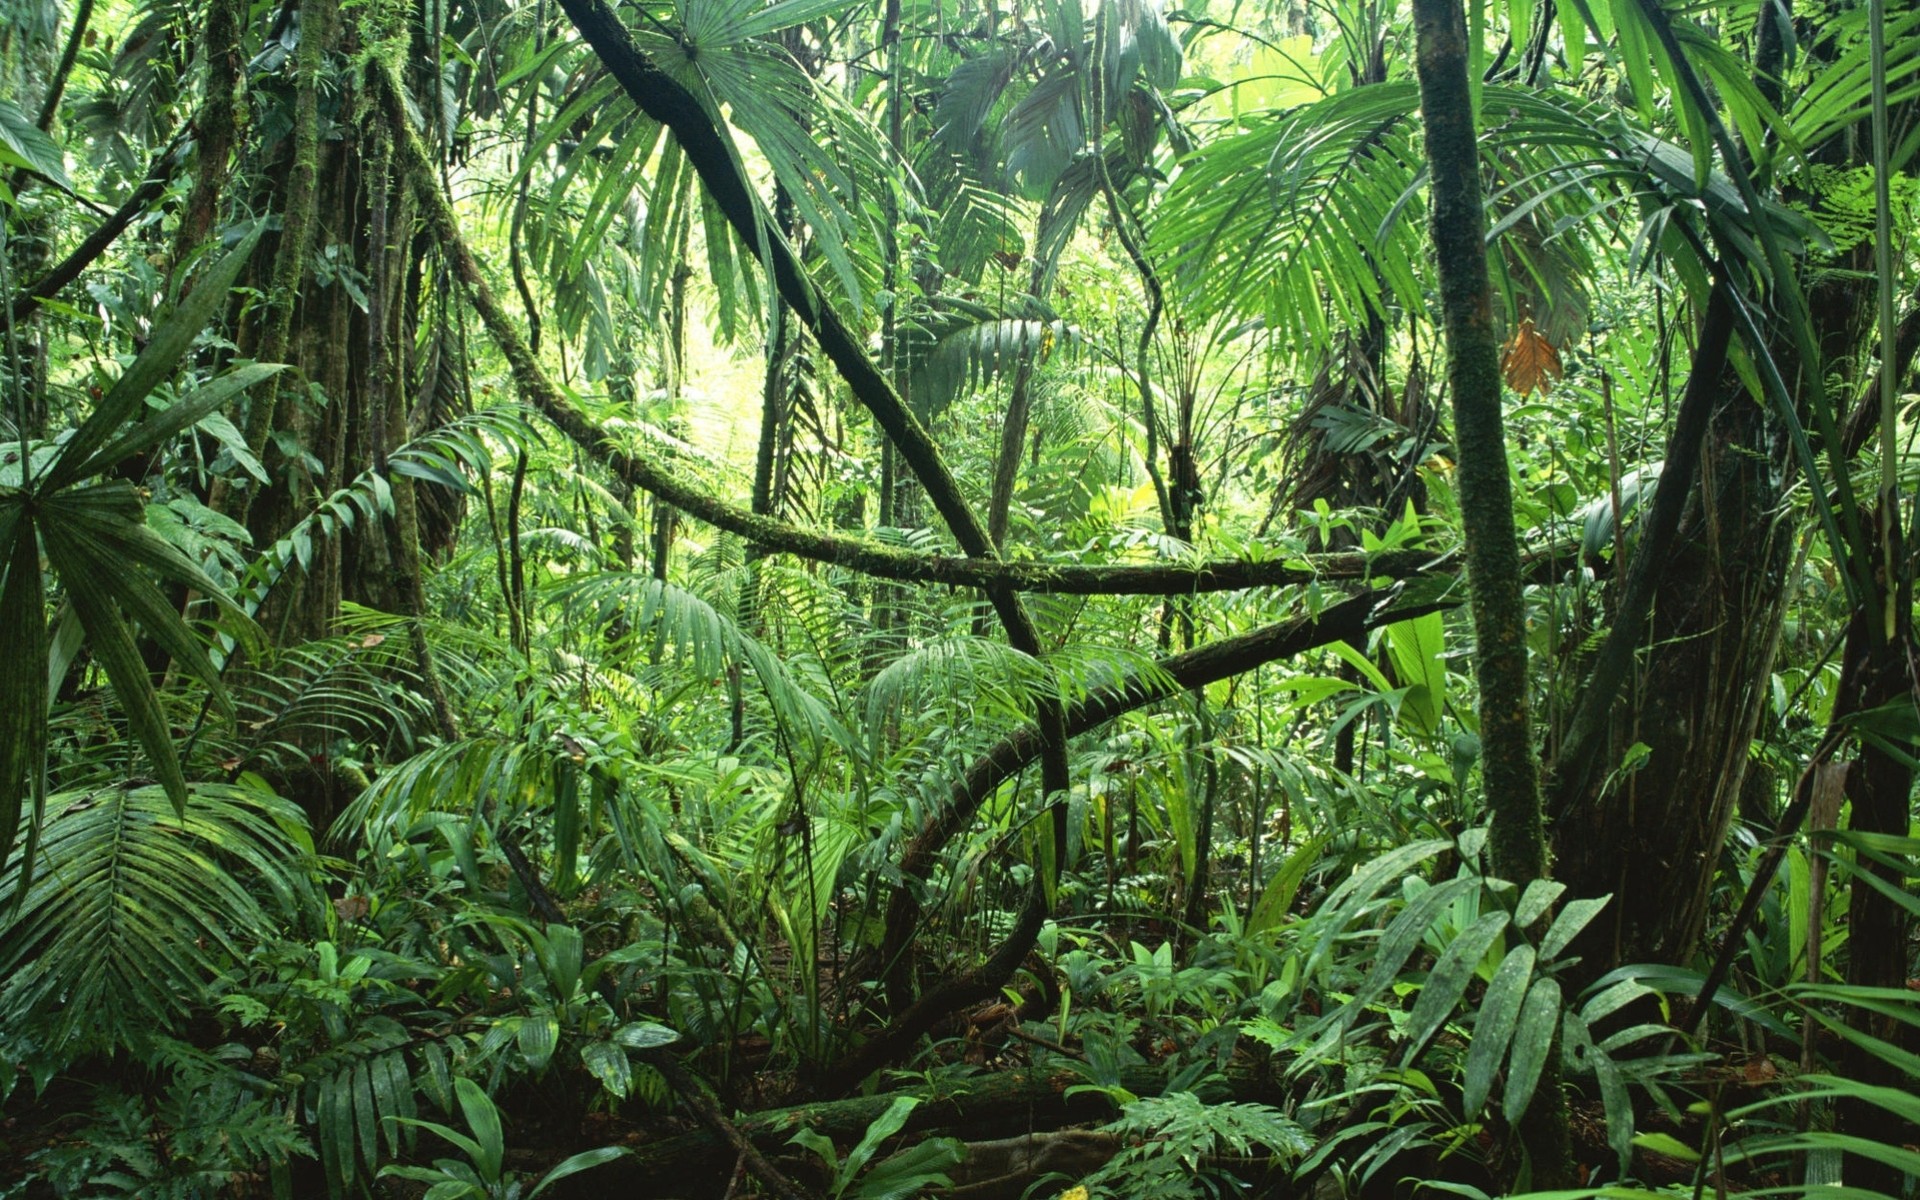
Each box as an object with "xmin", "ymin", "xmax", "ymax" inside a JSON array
[
  {"xmin": 0, "ymin": 99, "xmax": 68, "ymax": 188},
  {"xmin": 1382, "ymin": 610, "xmax": 1446, "ymax": 736},
  {"xmin": 789, "ymin": 1127, "xmax": 837, "ymax": 1171},
  {"xmin": 1304, "ymin": 839, "xmax": 1451, "ymax": 978},
  {"xmin": 582, "ymin": 1041, "xmax": 632, "ymax": 1099},
  {"xmin": 1356, "ymin": 876, "xmax": 1481, "ymax": 1015},
  {"xmin": 1629, "ymin": 1131, "xmax": 1700, "ymax": 1162},
  {"xmin": 1579, "ymin": 1023, "xmax": 1635, "ymax": 1173},
  {"xmin": 452, "ymin": 1078, "xmax": 504, "ymax": 1182},
  {"xmin": 1538, "ymin": 895, "xmax": 1609, "ymax": 961},
  {"xmin": 387, "ymin": 1117, "xmax": 486, "ymax": 1173},
  {"xmin": 38, "ymin": 513, "xmax": 236, "ymax": 719},
  {"xmin": 0, "ymin": 783, "xmax": 311, "ymax": 1047},
  {"xmin": 735, "ymin": 0, "xmax": 853, "ymax": 39},
  {"xmin": 0, "ymin": 523, "xmax": 48, "ymax": 880},
  {"xmin": 613, "ymin": 1021, "xmax": 682, "ymax": 1051},
  {"xmin": 840, "ymin": 1096, "xmax": 919, "ymax": 1189},
  {"xmin": 1248, "ymin": 831, "xmax": 1330, "ymax": 935},
  {"xmin": 1502, "ymin": 977, "xmax": 1563, "ymax": 1125},
  {"xmin": 529, "ymin": 1147, "xmax": 631, "ymax": 1198},
  {"xmin": 77, "ymin": 363, "xmax": 285, "ymax": 480},
  {"xmin": 389, "ymin": 456, "xmax": 477, "ymax": 495},
  {"xmin": 1400, "ymin": 910, "xmax": 1510, "ymax": 1062},
  {"xmin": 854, "ymin": 1137, "xmax": 965, "ymax": 1200},
  {"xmin": 1462, "ymin": 944, "xmax": 1535, "ymax": 1115},
  {"xmin": 1513, "ymin": 879, "xmax": 1565, "ymax": 930},
  {"xmin": 40, "ymin": 529, "xmax": 190, "ymax": 811},
  {"xmin": 354, "ymin": 1060, "xmax": 381, "ymax": 1169}
]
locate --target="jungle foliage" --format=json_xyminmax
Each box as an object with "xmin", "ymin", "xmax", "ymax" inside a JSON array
[{"xmin": 0, "ymin": 0, "xmax": 1917, "ymax": 1195}]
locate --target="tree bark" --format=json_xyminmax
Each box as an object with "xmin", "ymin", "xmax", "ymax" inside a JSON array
[
  {"xmin": 170, "ymin": 0, "xmax": 243, "ymax": 267},
  {"xmin": 222, "ymin": 0, "xmax": 334, "ymax": 528}
]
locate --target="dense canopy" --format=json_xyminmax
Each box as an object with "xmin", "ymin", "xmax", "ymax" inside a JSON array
[{"xmin": 0, "ymin": 0, "xmax": 1916, "ymax": 1194}]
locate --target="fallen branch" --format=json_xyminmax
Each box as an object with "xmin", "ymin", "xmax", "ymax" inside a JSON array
[
  {"xmin": 566, "ymin": 1064, "xmax": 1270, "ymax": 1198},
  {"xmin": 643, "ymin": 1049, "xmax": 819, "ymax": 1200}
]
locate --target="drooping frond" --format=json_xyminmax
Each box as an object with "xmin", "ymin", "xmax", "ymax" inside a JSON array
[
  {"xmin": 1154, "ymin": 82, "xmax": 1429, "ymax": 350},
  {"xmin": 1158, "ymin": 79, "xmax": 1830, "ymax": 354},
  {"xmin": 0, "ymin": 783, "xmax": 317, "ymax": 1052},
  {"xmin": 905, "ymin": 308, "xmax": 1082, "ymax": 417},
  {"xmin": 864, "ymin": 638, "xmax": 1050, "ymax": 753}
]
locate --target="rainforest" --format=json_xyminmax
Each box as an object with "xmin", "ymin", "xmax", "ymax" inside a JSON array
[{"xmin": 0, "ymin": 0, "xmax": 1915, "ymax": 1194}]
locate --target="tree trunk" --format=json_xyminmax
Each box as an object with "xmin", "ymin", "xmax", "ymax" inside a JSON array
[
  {"xmin": 1411, "ymin": 0, "xmax": 1569, "ymax": 1183},
  {"xmin": 1548, "ymin": 374, "xmax": 1792, "ymax": 975}
]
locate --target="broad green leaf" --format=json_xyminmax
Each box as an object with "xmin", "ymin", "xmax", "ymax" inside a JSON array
[
  {"xmin": 1513, "ymin": 879, "xmax": 1566, "ymax": 930},
  {"xmin": 0, "ymin": 525, "xmax": 48, "ymax": 878},
  {"xmin": 841, "ymin": 1096, "xmax": 920, "ymax": 1187},
  {"xmin": 452, "ymin": 1077, "xmax": 504, "ymax": 1181},
  {"xmin": 614, "ymin": 1021, "xmax": 682, "ymax": 1051},
  {"xmin": 1401, "ymin": 910, "xmax": 1510, "ymax": 1062},
  {"xmin": 38, "ymin": 516, "xmax": 235, "ymax": 718},
  {"xmin": 1357, "ymin": 876, "xmax": 1480, "ymax": 1011},
  {"xmin": 381, "ymin": 1052, "xmax": 416, "ymax": 1152},
  {"xmin": 582, "ymin": 1041, "xmax": 632, "ymax": 1099},
  {"xmin": 0, "ymin": 99, "xmax": 68, "ymax": 188},
  {"xmin": 854, "ymin": 1137, "xmax": 965, "ymax": 1200},
  {"xmin": 529, "ymin": 1147, "xmax": 631, "ymax": 1198},
  {"xmin": 1382, "ymin": 610, "xmax": 1446, "ymax": 736},
  {"xmin": 1580, "ymin": 977, "xmax": 1659, "ymax": 1025},
  {"xmin": 789, "ymin": 1127, "xmax": 838, "ymax": 1170},
  {"xmin": 41, "ymin": 529, "xmax": 189, "ymax": 811},
  {"xmin": 1583, "ymin": 1029, "xmax": 1635, "ymax": 1173},
  {"xmin": 387, "ymin": 1116, "xmax": 485, "ymax": 1172},
  {"xmin": 354, "ymin": 1060, "xmax": 381, "ymax": 1168},
  {"xmin": 77, "ymin": 362, "xmax": 285, "ymax": 480},
  {"xmin": 1244, "ymin": 829, "xmax": 1336, "ymax": 933},
  {"xmin": 1462, "ymin": 944, "xmax": 1534, "ymax": 1115},
  {"xmin": 1502, "ymin": 977, "xmax": 1563, "ymax": 1124},
  {"xmin": 736, "ymin": 0, "xmax": 854, "ymax": 39},
  {"xmin": 389, "ymin": 457, "xmax": 476, "ymax": 495},
  {"xmin": 1538, "ymin": 894, "xmax": 1610, "ymax": 960},
  {"xmin": 1559, "ymin": 1013, "xmax": 1635, "ymax": 1167},
  {"xmin": 1629, "ymin": 1132, "xmax": 1700, "ymax": 1162},
  {"xmin": 326, "ymin": 1074, "xmax": 356, "ymax": 1187},
  {"xmin": 1303, "ymin": 838, "xmax": 1450, "ymax": 981}
]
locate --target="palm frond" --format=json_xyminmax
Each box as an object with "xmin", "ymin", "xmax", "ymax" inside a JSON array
[
  {"xmin": 905, "ymin": 311, "xmax": 1082, "ymax": 417},
  {"xmin": 0, "ymin": 782, "xmax": 317, "ymax": 1053}
]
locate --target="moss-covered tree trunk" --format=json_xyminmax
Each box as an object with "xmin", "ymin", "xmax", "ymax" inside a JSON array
[
  {"xmin": 1411, "ymin": 0, "xmax": 1543, "ymax": 888},
  {"xmin": 1411, "ymin": 0, "xmax": 1569, "ymax": 1184}
]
